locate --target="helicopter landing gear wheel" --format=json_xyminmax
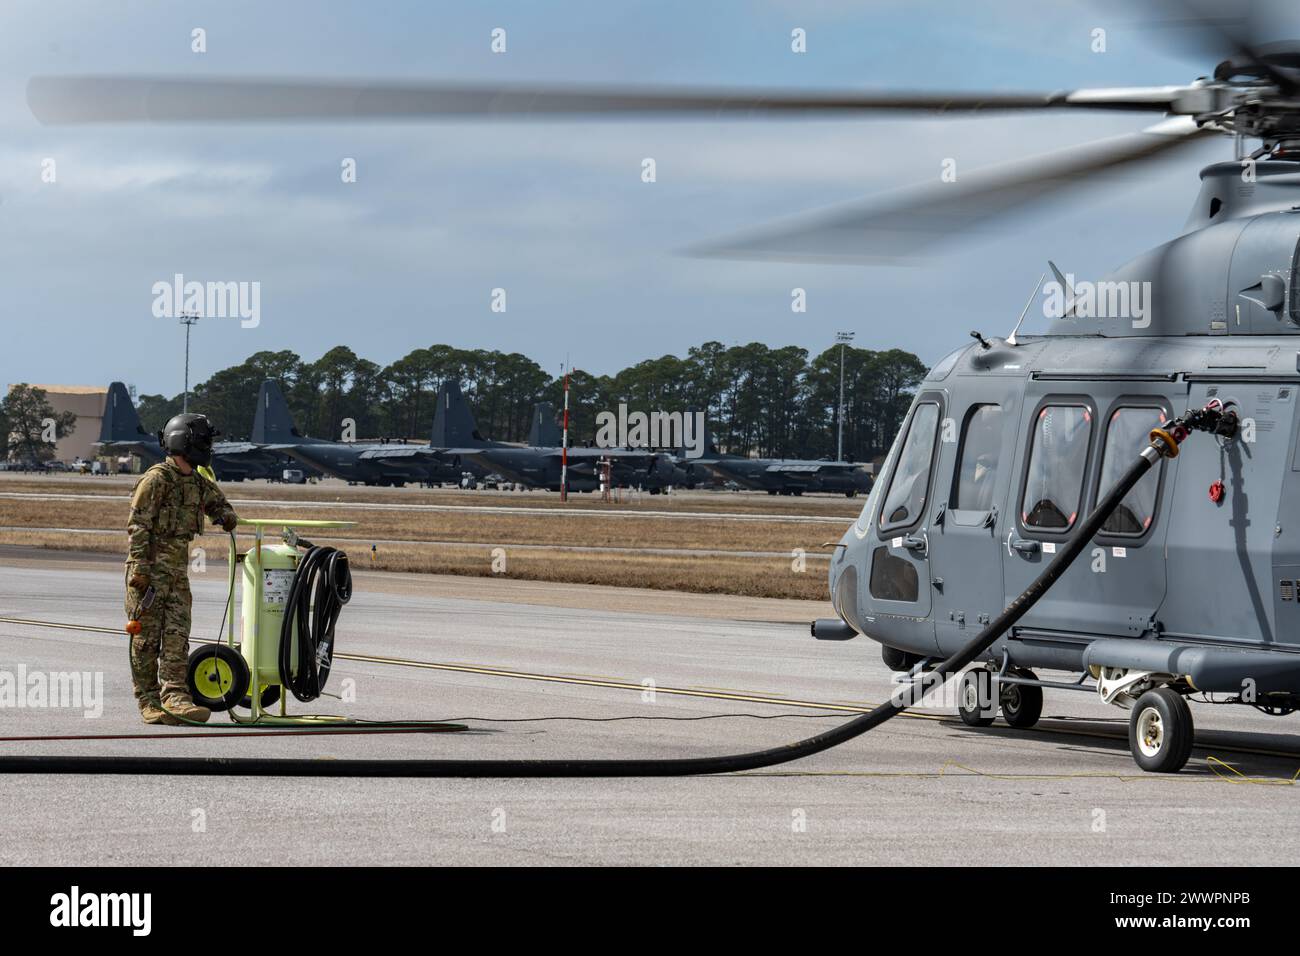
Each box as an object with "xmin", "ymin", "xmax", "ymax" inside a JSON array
[
  {"xmin": 957, "ymin": 667, "xmax": 997, "ymax": 727},
  {"xmin": 881, "ymin": 644, "xmax": 926, "ymax": 673},
  {"xmin": 1129, "ymin": 687, "xmax": 1194, "ymax": 773},
  {"xmin": 186, "ymin": 645, "xmax": 250, "ymax": 712},
  {"xmin": 1000, "ymin": 670, "xmax": 1043, "ymax": 728}
]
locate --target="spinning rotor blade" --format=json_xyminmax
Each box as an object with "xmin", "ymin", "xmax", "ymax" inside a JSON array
[
  {"xmin": 1143, "ymin": 0, "xmax": 1299, "ymax": 92},
  {"xmin": 686, "ymin": 117, "xmax": 1215, "ymax": 263},
  {"xmin": 26, "ymin": 76, "xmax": 1185, "ymax": 124}
]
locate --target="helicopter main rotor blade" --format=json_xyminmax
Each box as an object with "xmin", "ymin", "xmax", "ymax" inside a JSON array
[
  {"xmin": 26, "ymin": 76, "xmax": 1186, "ymax": 124},
  {"xmin": 1142, "ymin": 0, "xmax": 1298, "ymax": 92},
  {"xmin": 685, "ymin": 117, "xmax": 1214, "ymax": 263}
]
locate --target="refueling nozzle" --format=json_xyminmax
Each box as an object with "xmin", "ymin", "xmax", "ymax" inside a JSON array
[
  {"xmin": 281, "ymin": 527, "xmax": 315, "ymax": 551},
  {"xmin": 1149, "ymin": 399, "xmax": 1240, "ymax": 459}
]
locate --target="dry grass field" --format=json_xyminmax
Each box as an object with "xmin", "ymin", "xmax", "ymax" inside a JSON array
[
  {"xmin": 0, "ymin": 473, "xmax": 863, "ymax": 516},
  {"xmin": 0, "ymin": 474, "xmax": 856, "ymax": 599}
]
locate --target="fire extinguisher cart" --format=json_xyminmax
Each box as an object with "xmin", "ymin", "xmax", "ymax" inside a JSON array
[{"xmin": 184, "ymin": 518, "xmax": 356, "ymax": 726}]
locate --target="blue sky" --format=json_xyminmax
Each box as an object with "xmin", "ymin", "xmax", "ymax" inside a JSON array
[{"xmin": 0, "ymin": 0, "xmax": 1279, "ymax": 397}]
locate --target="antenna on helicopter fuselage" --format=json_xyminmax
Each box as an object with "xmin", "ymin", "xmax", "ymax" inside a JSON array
[{"xmin": 1007, "ymin": 272, "xmax": 1046, "ymax": 346}]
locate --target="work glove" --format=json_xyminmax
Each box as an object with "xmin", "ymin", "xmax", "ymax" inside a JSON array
[
  {"xmin": 128, "ymin": 572, "xmax": 149, "ymax": 591},
  {"xmin": 220, "ymin": 512, "xmax": 239, "ymax": 533}
]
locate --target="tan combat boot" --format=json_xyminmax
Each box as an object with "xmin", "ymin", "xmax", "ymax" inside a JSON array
[
  {"xmin": 140, "ymin": 703, "xmax": 181, "ymax": 726},
  {"xmin": 163, "ymin": 698, "xmax": 212, "ymax": 723}
]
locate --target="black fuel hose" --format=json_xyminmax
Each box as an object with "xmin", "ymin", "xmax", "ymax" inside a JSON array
[
  {"xmin": 279, "ymin": 546, "xmax": 351, "ymax": 702},
  {"xmin": 0, "ymin": 431, "xmax": 1180, "ymax": 777}
]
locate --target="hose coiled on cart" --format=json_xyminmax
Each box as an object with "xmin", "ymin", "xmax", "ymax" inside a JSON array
[{"xmin": 279, "ymin": 545, "xmax": 351, "ymax": 702}]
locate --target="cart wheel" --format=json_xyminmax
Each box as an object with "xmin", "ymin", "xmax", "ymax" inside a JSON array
[
  {"xmin": 1000, "ymin": 670, "xmax": 1044, "ymax": 728},
  {"xmin": 957, "ymin": 668, "xmax": 997, "ymax": 727},
  {"xmin": 239, "ymin": 684, "xmax": 282, "ymax": 710},
  {"xmin": 186, "ymin": 645, "xmax": 250, "ymax": 712},
  {"xmin": 1129, "ymin": 687, "xmax": 1194, "ymax": 773}
]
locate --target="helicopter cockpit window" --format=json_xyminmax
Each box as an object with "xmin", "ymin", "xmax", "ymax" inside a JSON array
[
  {"xmin": 1290, "ymin": 235, "xmax": 1300, "ymax": 324},
  {"xmin": 1021, "ymin": 404, "xmax": 1091, "ymax": 532},
  {"xmin": 1098, "ymin": 406, "xmax": 1166, "ymax": 535},
  {"xmin": 879, "ymin": 402, "xmax": 939, "ymax": 533},
  {"xmin": 925, "ymin": 345, "xmax": 966, "ymax": 382},
  {"xmin": 953, "ymin": 404, "xmax": 1003, "ymax": 512},
  {"xmin": 856, "ymin": 429, "xmax": 901, "ymax": 535}
]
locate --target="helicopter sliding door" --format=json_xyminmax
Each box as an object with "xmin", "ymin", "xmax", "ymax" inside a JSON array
[
  {"xmin": 1160, "ymin": 381, "xmax": 1297, "ymax": 648},
  {"xmin": 1001, "ymin": 380, "xmax": 1180, "ymax": 646},
  {"xmin": 929, "ymin": 380, "xmax": 1022, "ymax": 657}
]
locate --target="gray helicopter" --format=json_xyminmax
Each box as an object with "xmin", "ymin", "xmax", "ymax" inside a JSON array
[{"xmin": 31, "ymin": 0, "xmax": 1300, "ymax": 771}]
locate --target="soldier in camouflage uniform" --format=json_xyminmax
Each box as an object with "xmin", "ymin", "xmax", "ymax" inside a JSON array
[{"xmin": 126, "ymin": 413, "xmax": 239, "ymax": 725}]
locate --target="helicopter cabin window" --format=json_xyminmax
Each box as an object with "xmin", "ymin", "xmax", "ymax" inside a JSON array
[
  {"xmin": 1021, "ymin": 404, "xmax": 1092, "ymax": 532},
  {"xmin": 879, "ymin": 401, "xmax": 940, "ymax": 533},
  {"xmin": 953, "ymin": 404, "xmax": 1003, "ymax": 512},
  {"xmin": 1098, "ymin": 406, "xmax": 1167, "ymax": 535}
]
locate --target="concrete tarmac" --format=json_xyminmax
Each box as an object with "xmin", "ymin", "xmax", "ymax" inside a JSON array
[{"xmin": 1, "ymin": 548, "xmax": 1298, "ymax": 866}]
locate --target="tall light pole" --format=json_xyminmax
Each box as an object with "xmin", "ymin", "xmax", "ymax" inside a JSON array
[
  {"xmin": 836, "ymin": 331, "xmax": 855, "ymax": 462},
  {"xmin": 180, "ymin": 312, "xmax": 200, "ymax": 413},
  {"xmin": 560, "ymin": 360, "xmax": 570, "ymax": 503}
]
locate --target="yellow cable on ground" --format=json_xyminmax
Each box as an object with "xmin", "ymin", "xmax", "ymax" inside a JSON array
[{"xmin": 1205, "ymin": 755, "xmax": 1300, "ymax": 786}]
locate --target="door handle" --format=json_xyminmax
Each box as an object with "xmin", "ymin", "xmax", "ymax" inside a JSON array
[
  {"xmin": 902, "ymin": 534, "xmax": 927, "ymax": 555},
  {"xmin": 1008, "ymin": 535, "xmax": 1040, "ymax": 556}
]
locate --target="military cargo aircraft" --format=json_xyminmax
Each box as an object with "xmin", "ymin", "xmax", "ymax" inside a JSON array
[
  {"xmin": 699, "ymin": 452, "xmax": 872, "ymax": 497},
  {"xmin": 96, "ymin": 382, "xmax": 299, "ymax": 481},
  {"xmin": 671, "ymin": 417, "xmax": 872, "ymax": 496},
  {"xmin": 434, "ymin": 380, "xmax": 672, "ymax": 492},
  {"xmin": 252, "ymin": 380, "xmax": 461, "ymax": 487}
]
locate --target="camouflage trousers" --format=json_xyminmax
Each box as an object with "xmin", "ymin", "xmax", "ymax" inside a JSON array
[{"xmin": 125, "ymin": 572, "xmax": 193, "ymax": 710}]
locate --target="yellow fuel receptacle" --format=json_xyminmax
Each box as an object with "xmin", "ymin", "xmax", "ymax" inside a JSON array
[{"xmin": 240, "ymin": 542, "xmax": 299, "ymax": 689}]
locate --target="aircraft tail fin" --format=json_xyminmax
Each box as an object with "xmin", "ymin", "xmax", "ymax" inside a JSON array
[
  {"xmin": 253, "ymin": 380, "xmax": 304, "ymax": 444},
  {"xmin": 100, "ymin": 382, "xmax": 151, "ymax": 444},
  {"xmin": 527, "ymin": 402, "xmax": 562, "ymax": 447},
  {"xmin": 431, "ymin": 379, "xmax": 488, "ymax": 448},
  {"xmin": 675, "ymin": 407, "xmax": 719, "ymax": 458}
]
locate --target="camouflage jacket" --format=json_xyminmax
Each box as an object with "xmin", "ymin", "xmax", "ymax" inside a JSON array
[{"xmin": 126, "ymin": 459, "xmax": 237, "ymax": 580}]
